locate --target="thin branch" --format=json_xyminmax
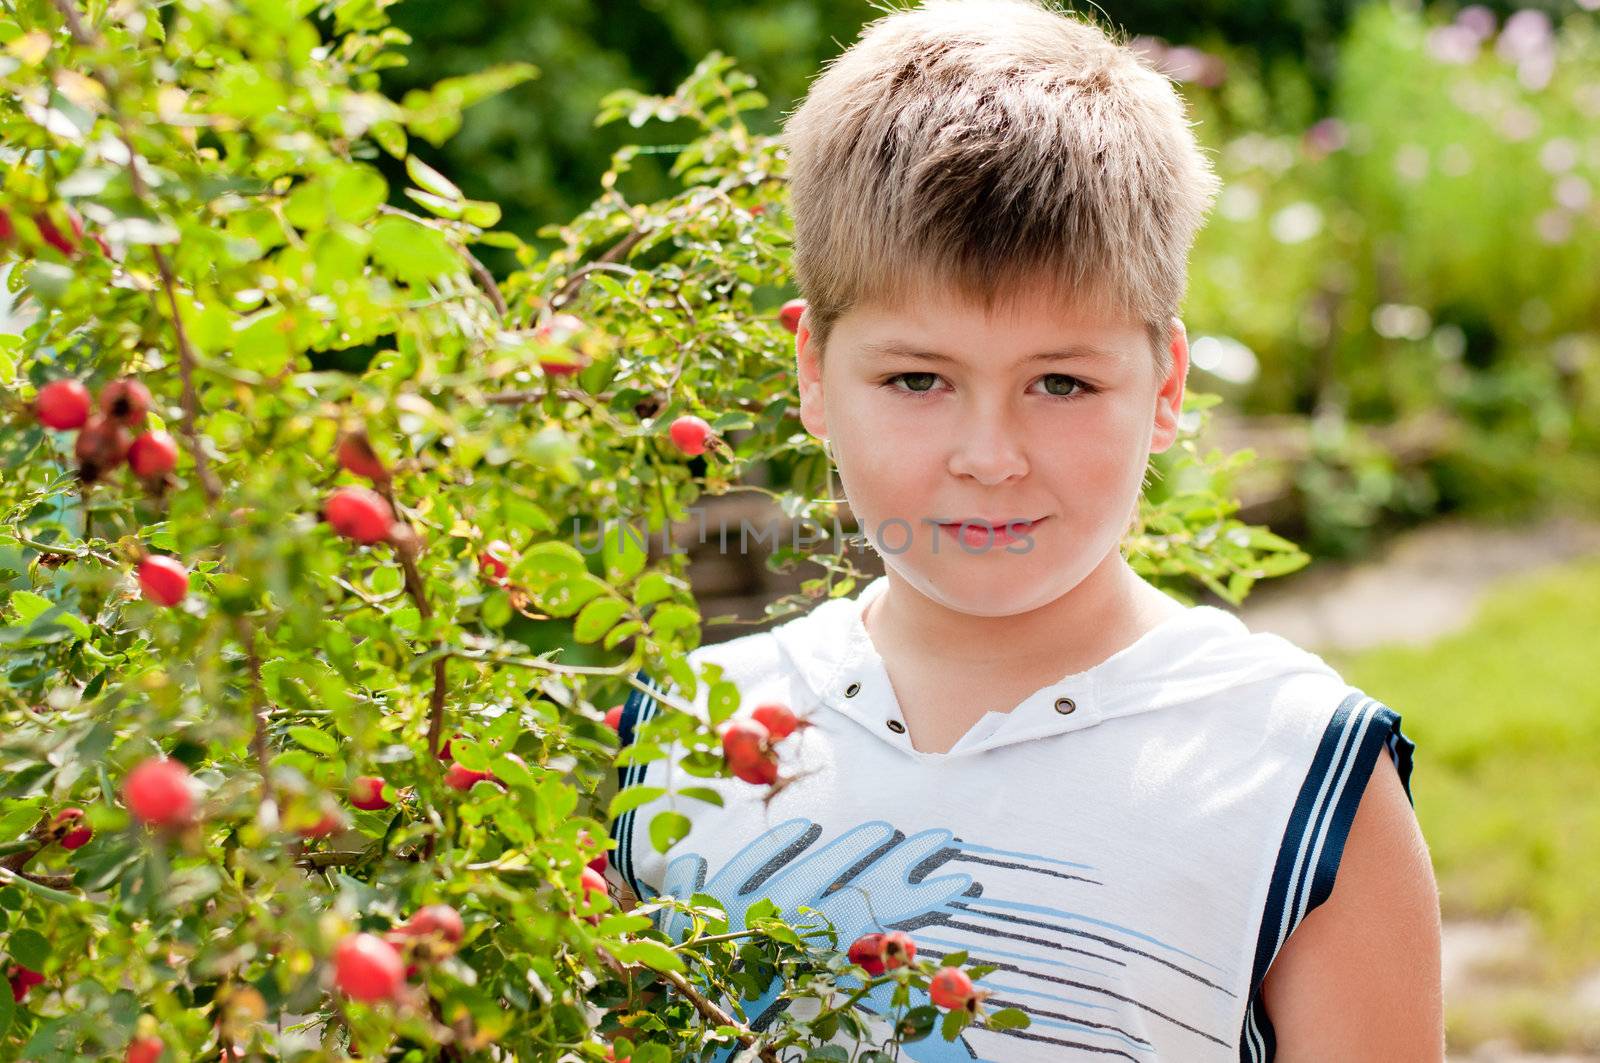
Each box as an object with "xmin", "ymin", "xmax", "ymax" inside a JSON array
[
  {"xmin": 655, "ymin": 966, "xmax": 783, "ymax": 1063},
  {"xmin": 550, "ymin": 229, "xmax": 647, "ymax": 309}
]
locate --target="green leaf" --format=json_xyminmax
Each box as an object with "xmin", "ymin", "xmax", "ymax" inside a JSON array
[
  {"xmin": 574, "ymin": 596, "xmax": 628, "ymax": 643},
  {"xmin": 6, "ymin": 927, "xmax": 49, "ymax": 969},
  {"xmin": 9, "ymin": 591, "xmax": 52, "ymax": 623},
  {"xmin": 405, "ymin": 155, "xmax": 462, "ymax": 201},
  {"xmin": 539, "ymin": 571, "xmax": 608, "ymax": 619},
  {"xmin": 602, "ymin": 620, "xmax": 642, "ymax": 651},
  {"xmin": 610, "ymin": 937, "xmax": 685, "ymax": 974},
  {"xmin": 492, "ymin": 752, "xmax": 536, "ymax": 789},
  {"xmin": 288, "ymin": 726, "xmax": 338, "ymax": 756},
  {"xmin": 607, "ymin": 785, "xmax": 665, "ymax": 819},
  {"xmin": 648, "ymin": 809, "xmax": 691, "ymax": 854},
  {"xmin": 675, "ymin": 786, "xmax": 724, "ymax": 808},
  {"xmin": 634, "ymin": 571, "xmax": 679, "ymax": 608},
  {"xmin": 649, "ymin": 603, "xmax": 700, "ymax": 641},
  {"xmin": 983, "ymin": 1007, "xmax": 1031, "ymax": 1030},
  {"xmin": 601, "ymin": 522, "xmax": 649, "ymax": 583},
  {"xmin": 369, "ymin": 215, "xmax": 462, "ymax": 284},
  {"xmin": 939, "ymin": 1007, "xmax": 972, "ymax": 1041}
]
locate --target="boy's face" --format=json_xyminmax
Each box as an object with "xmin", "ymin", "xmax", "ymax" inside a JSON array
[{"xmin": 796, "ymin": 282, "xmax": 1188, "ymax": 616}]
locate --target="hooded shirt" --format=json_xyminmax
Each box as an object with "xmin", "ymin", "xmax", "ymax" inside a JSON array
[{"xmin": 604, "ymin": 574, "xmax": 1417, "ymax": 1063}]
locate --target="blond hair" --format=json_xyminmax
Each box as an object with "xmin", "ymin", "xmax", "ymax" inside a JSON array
[{"xmin": 780, "ymin": 0, "xmax": 1221, "ymax": 376}]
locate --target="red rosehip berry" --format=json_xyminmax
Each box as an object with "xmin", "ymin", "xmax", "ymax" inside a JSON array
[
  {"xmin": 99, "ymin": 378, "xmax": 151, "ymax": 425},
  {"xmin": 603, "ymin": 704, "xmax": 625, "ymax": 732},
  {"xmin": 400, "ymin": 904, "xmax": 464, "ymax": 947},
  {"xmin": 880, "ymin": 930, "xmax": 917, "ymax": 970},
  {"xmin": 580, "ymin": 864, "xmax": 610, "ymax": 925},
  {"xmin": 751, "ymin": 702, "xmax": 809, "ymax": 741},
  {"xmin": 0, "ymin": 207, "xmax": 14, "ymax": 243},
  {"xmin": 349, "ymin": 775, "xmax": 392, "ymax": 811},
  {"xmin": 929, "ymin": 966, "xmax": 982, "ymax": 1011},
  {"xmin": 136, "ymin": 555, "xmax": 189, "ymax": 607},
  {"xmin": 7, "ymin": 964, "xmax": 44, "ymax": 1002},
  {"xmin": 444, "ymin": 762, "xmax": 494, "ymax": 791},
  {"xmin": 332, "ymin": 932, "xmax": 405, "ymax": 1002},
  {"xmin": 533, "ymin": 313, "xmax": 590, "ymax": 376},
  {"xmin": 323, "ymin": 486, "xmax": 393, "ymax": 544},
  {"xmin": 336, "ymin": 429, "xmax": 388, "ymax": 482},
  {"xmin": 125, "ymin": 1035, "xmax": 164, "ymax": 1063},
  {"xmin": 60, "ymin": 823, "xmax": 93, "ymax": 850},
  {"xmin": 778, "ymin": 298, "xmax": 806, "ymax": 335},
  {"xmin": 127, "ymin": 430, "xmax": 178, "ymax": 478},
  {"xmin": 478, "ymin": 540, "xmax": 511, "ymax": 585},
  {"xmin": 720, "ymin": 717, "xmax": 779, "ymax": 785},
  {"xmin": 33, "ymin": 207, "xmax": 81, "ymax": 257},
  {"xmin": 50, "ymin": 807, "xmax": 93, "ymax": 850},
  {"xmin": 34, "ymin": 379, "xmax": 91, "ymax": 430},
  {"xmin": 123, "ymin": 757, "xmax": 196, "ymax": 827},
  {"xmin": 668, "ymin": 414, "xmax": 713, "ymax": 457},
  {"xmin": 74, "ymin": 415, "xmax": 132, "ymax": 482},
  {"xmin": 297, "ymin": 809, "xmax": 343, "ymax": 839},
  {"xmin": 848, "ymin": 932, "xmax": 887, "ymax": 976}
]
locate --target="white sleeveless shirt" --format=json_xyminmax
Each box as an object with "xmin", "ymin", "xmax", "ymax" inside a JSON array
[{"xmin": 605, "ymin": 575, "xmax": 1417, "ymax": 1062}]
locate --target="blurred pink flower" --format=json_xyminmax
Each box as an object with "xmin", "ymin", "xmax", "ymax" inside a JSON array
[
  {"xmin": 1426, "ymin": 24, "xmax": 1481, "ymax": 64},
  {"xmin": 1158, "ymin": 46, "xmax": 1227, "ymax": 88},
  {"xmin": 1455, "ymin": 5, "xmax": 1497, "ymax": 41},
  {"xmin": 1302, "ymin": 117, "xmax": 1349, "ymax": 158},
  {"xmin": 1496, "ymin": 9, "xmax": 1554, "ymax": 64}
]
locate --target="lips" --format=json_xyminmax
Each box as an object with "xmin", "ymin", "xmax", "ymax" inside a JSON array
[
  {"xmin": 933, "ymin": 516, "xmax": 1048, "ymax": 549},
  {"xmin": 934, "ymin": 517, "xmax": 1042, "ymax": 529}
]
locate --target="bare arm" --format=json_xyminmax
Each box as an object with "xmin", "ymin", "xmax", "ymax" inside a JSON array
[{"xmin": 1260, "ymin": 753, "xmax": 1444, "ymax": 1061}]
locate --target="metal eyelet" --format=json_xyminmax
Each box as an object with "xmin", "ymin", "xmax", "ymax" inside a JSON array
[
  {"xmin": 844, "ymin": 681, "xmax": 860, "ymax": 697},
  {"xmin": 1054, "ymin": 697, "xmax": 1077, "ymax": 715},
  {"xmin": 886, "ymin": 719, "xmax": 906, "ymax": 733}
]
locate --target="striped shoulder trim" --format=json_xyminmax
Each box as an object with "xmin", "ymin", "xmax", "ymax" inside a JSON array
[
  {"xmin": 1238, "ymin": 692, "xmax": 1418, "ymax": 1062},
  {"xmin": 608, "ymin": 668, "xmax": 670, "ymax": 903}
]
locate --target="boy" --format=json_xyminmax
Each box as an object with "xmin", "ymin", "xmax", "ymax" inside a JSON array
[{"xmin": 605, "ymin": 0, "xmax": 1444, "ymax": 1059}]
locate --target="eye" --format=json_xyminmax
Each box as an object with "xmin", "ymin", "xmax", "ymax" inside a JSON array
[
  {"xmin": 882, "ymin": 372, "xmax": 942, "ymax": 395},
  {"xmin": 1036, "ymin": 373, "xmax": 1095, "ymax": 398}
]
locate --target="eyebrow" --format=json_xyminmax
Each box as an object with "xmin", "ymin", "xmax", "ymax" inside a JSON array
[{"xmin": 860, "ymin": 339, "xmax": 1120, "ymax": 365}]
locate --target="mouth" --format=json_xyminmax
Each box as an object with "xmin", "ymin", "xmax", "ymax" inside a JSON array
[{"xmin": 931, "ymin": 516, "xmax": 1048, "ymax": 547}]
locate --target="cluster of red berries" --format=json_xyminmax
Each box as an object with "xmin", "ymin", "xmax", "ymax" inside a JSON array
[
  {"xmin": 31, "ymin": 377, "xmax": 192, "ymax": 606},
  {"xmin": 332, "ymin": 902, "xmax": 467, "ymax": 1003},
  {"xmin": 0, "ymin": 202, "xmax": 110, "ymax": 259},
  {"xmin": 718, "ymin": 702, "xmax": 812, "ymax": 786},
  {"xmin": 844, "ymin": 929, "xmax": 987, "ymax": 1013},
  {"xmin": 33, "ymin": 376, "xmax": 176, "ymax": 487}
]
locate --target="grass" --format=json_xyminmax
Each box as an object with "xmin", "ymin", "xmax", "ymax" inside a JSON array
[{"xmin": 1325, "ymin": 553, "xmax": 1600, "ymax": 982}]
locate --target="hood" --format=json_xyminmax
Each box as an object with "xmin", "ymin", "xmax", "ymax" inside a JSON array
[{"xmin": 767, "ymin": 574, "xmax": 1343, "ymax": 760}]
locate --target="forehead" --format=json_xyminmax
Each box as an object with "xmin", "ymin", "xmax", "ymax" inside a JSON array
[{"xmin": 838, "ymin": 280, "xmax": 1145, "ymax": 364}]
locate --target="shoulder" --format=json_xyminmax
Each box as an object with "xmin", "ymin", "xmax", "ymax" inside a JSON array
[{"xmin": 1259, "ymin": 749, "xmax": 1443, "ymax": 1060}]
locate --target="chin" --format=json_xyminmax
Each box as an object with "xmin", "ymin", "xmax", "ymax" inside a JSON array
[{"xmin": 887, "ymin": 555, "xmax": 1081, "ymax": 617}]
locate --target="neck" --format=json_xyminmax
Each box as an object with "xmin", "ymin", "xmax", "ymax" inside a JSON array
[{"xmin": 862, "ymin": 551, "xmax": 1185, "ymax": 679}]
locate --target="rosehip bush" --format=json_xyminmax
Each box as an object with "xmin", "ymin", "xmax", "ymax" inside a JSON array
[{"xmin": 0, "ymin": 1, "xmax": 1306, "ymax": 1060}]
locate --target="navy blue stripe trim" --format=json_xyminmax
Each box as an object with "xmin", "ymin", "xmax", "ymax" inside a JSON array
[
  {"xmin": 609, "ymin": 668, "xmax": 664, "ymax": 902},
  {"xmin": 1238, "ymin": 693, "xmax": 1418, "ymax": 1061}
]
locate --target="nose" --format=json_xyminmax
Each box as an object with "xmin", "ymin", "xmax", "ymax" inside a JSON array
[{"xmin": 947, "ymin": 405, "xmax": 1029, "ymax": 485}]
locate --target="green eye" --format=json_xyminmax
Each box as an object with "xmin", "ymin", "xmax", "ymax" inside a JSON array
[
  {"xmin": 1041, "ymin": 374, "xmax": 1086, "ymax": 397},
  {"xmin": 890, "ymin": 372, "xmax": 939, "ymax": 393}
]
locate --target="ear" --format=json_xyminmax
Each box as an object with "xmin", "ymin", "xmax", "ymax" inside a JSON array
[
  {"xmin": 796, "ymin": 313, "xmax": 829, "ymax": 443},
  {"xmin": 1149, "ymin": 316, "xmax": 1189, "ymax": 455}
]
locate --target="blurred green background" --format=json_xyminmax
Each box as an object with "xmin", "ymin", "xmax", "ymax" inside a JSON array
[{"xmin": 377, "ymin": 0, "xmax": 1599, "ymax": 1055}]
